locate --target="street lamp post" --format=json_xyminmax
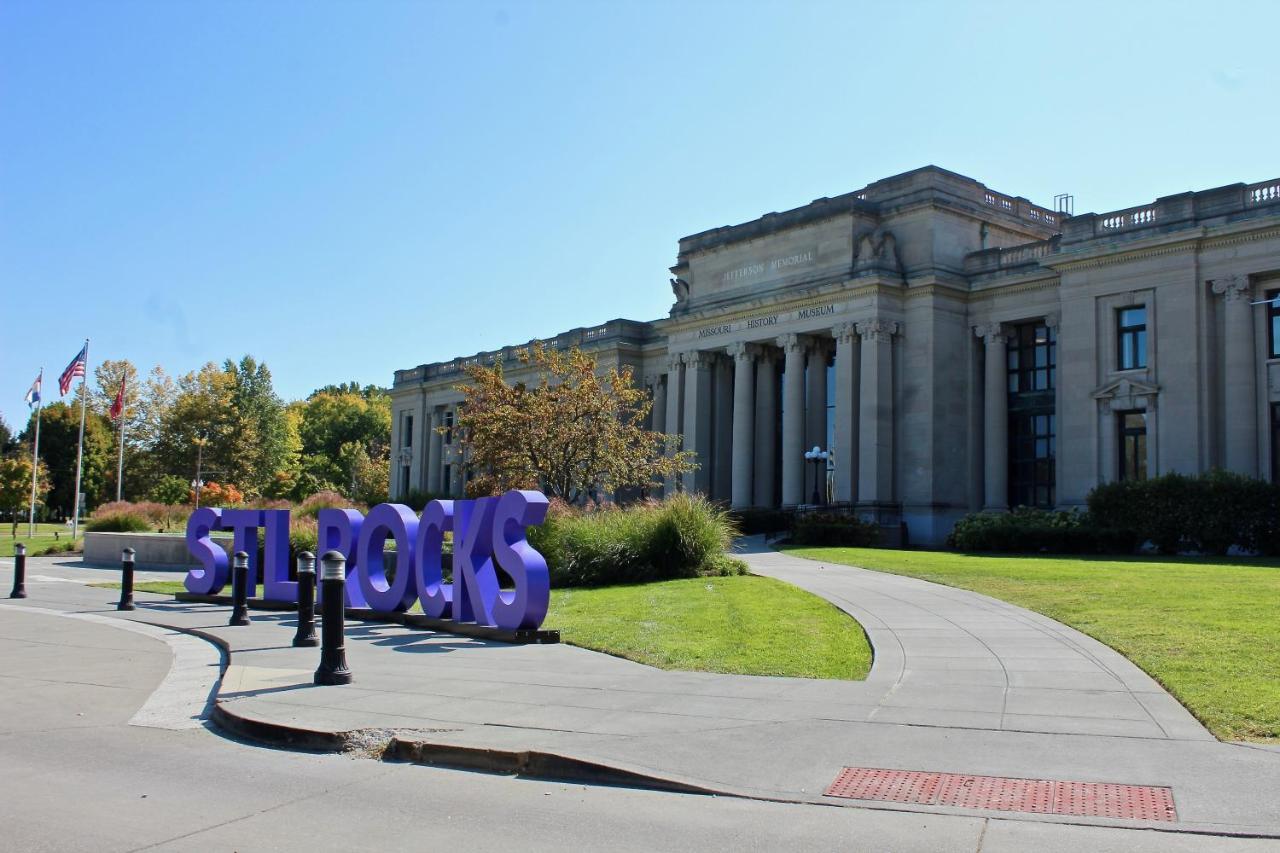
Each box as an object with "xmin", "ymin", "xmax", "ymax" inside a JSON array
[
  {"xmin": 192, "ymin": 435, "xmax": 208, "ymax": 509},
  {"xmin": 804, "ymin": 446, "xmax": 829, "ymax": 505}
]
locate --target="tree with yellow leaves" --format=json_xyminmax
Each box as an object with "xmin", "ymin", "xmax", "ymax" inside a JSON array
[{"xmin": 455, "ymin": 344, "xmax": 694, "ymax": 504}]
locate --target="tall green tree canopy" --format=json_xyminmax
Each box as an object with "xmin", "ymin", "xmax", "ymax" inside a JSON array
[{"xmin": 23, "ymin": 402, "xmax": 112, "ymax": 515}]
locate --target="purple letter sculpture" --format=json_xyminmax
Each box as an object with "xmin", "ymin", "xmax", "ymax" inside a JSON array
[
  {"xmin": 452, "ymin": 498, "xmax": 499, "ymax": 625},
  {"xmin": 490, "ymin": 490, "xmax": 550, "ymax": 630},
  {"xmin": 414, "ymin": 499, "xmax": 454, "ymax": 619},
  {"xmin": 184, "ymin": 506, "xmax": 227, "ymax": 595},
  {"xmin": 356, "ymin": 503, "xmax": 419, "ymax": 612},
  {"xmin": 316, "ymin": 508, "xmax": 367, "ymax": 608},
  {"xmin": 261, "ymin": 509, "xmax": 294, "ymax": 603},
  {"xmin": 219, "ymin": 509, "xmax": 264, "ymax": 595}
]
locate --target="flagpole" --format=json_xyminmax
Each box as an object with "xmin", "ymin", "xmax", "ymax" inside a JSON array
[
  {"xmin": 70, "ymin": 339, "xmax": 89, "ymax": 543},
  {"xmin": 115, "ymin": 395, "xmax": 126, "ymax": 503},
  {"xmin": 28, "ymin": 369, "xmax": 43, "ymax": 538}
]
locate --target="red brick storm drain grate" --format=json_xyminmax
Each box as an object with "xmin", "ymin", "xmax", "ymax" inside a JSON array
[{"xmin": 824, "ymin": 767, "xmax": 1176, "ymax": 822}]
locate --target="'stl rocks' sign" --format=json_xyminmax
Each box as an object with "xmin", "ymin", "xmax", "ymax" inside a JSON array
[{"xmin": 185, "ymin": 490, "xmax": 550, "ymax": 630}]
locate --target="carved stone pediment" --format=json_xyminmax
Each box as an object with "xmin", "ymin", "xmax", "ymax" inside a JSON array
[{"xmin": 1091, "ymin": 376, "xmax": 1160, "ymax": 412}]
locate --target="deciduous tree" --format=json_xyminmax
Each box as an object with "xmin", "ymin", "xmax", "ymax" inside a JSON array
[{"xmin": 455, "ymin": 344, "xmax": 694, "ymax": 504}]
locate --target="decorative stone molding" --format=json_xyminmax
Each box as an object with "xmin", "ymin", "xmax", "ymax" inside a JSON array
[
  {"xmin": 853, "ymin": 228, "xmax": 904, "ymax": 278},
  {"xmin": 1091, "ymin": 376, "xmax": 1161, "ymax": 413},
  {"xmin": 1211, "ymin": 274, "xmax": 1252, "ymax": 302},
  {"xmin": 1043, "ymin": 312, "xmax": 1060, "ymax": 330},
  {"xmin": 726, "ymin": 341, "xmax": 756, "ymax": 362},
  {"xmin": 777, "ymin": 333, "xmax": 804, "ymax": 353},
  {"xmin": 666, "ymin": 353, "xmax": 685, "ymax": 371},
  {"xmin": 832, "ymin": 321, "xmax": 858, "ymax": 344},
  {"xmin": 396, "ymin": 449, "xmax": 412, "ymax": 464},
  {"xmin": 972, "ymin": 323, "xmax": 1007, "ymax": 345},
  {"xmin": 684, "ymin": 350, "xmax": 714, "ymax": 370},
  {"xmin": 856, "ymin": 319, "xmax": 900, "ymax": 342}
]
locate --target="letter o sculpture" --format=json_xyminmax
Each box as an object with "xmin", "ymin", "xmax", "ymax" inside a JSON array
[{"xmin": 355, "ymin": 503, "xmax": 419, "ymax": 612}]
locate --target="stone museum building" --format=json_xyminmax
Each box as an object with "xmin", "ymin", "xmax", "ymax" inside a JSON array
[{"xmin": 390, "ymin": 166, "xmax": 1280, "ymax": 544}]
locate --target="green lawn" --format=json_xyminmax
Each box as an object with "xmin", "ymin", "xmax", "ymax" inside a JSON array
[
  {"xmin": 1, "ymin": 523, "xmax": 81, "ymax": 558},
  {"xmin": 98, "ymin": 575, "xmax": 872, "ymax": 681},
  {"xmin": 785, "ymin": 546, "xmax": 1280, "ymax": 742},
  {"xmin": 548, "ymin": 576, "xmax": 870, "ymax": 679}
]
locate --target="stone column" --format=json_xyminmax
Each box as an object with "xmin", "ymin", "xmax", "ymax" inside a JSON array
[
  {"xmin": 427, "ymin": 408, "xmax": 443, "ymax": 494},
  {"xmin": 779, "ymin": 334, "xmax": 807, "ymax": 506},
  {"xmin": 713, "ymin": 354, "xmax": 734, "ymax": 500},
  {"xmin": 1213, "ymin": 275, "xmax": 1258, "ymax": 475},
  {"xmin": 754, "ymin": 349, "xmax": 779, "ymax": 507},
  {"xmin": 857, "ymin": 320, "xmax": 899, "ymax": 505},
  {"xmin": 664, "ymin": 355, "xmax": 684, "ymax": 494},
  {"xmin": 806, "ymin": 338, "xmax": 830, "ymax": 454},
  {"xmin": 975, "ymin": 324, "xmax": 1009, "ymax": 511},
  {"xmin": 409, "ymin": 390, "xmax": 427, "ymax": 492},
  {"xmin": 682, "ymin": 351, "xmax": 713, "ymax": 494},
  {"xmin": 728, "ymin": 343, "xmax": 756, "ymax": 508},
  {"xmin": 832, "ymin": 323, "xmax": 860, "ymax": 504},
  {"xmin": 651, "ymin": 375, "xmax": 667, "ymax": 442}
]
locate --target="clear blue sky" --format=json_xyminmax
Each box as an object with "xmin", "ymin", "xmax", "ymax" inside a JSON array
[{"xmin": 3, "ymin": 0, "xmax": 1277, "ymax": 430}]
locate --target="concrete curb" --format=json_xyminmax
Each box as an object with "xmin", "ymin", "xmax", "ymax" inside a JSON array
[{"xmin": 209, "ymin": 697, "xmax": 725, "ymax": 795}]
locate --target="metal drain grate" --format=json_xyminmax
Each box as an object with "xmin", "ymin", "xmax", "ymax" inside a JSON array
[{"xmin": 825, "ymin": 767, "xmax": 1176, "ymax": 822}]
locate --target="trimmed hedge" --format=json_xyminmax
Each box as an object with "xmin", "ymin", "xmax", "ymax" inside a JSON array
[
  {"xmin": 528, "ymin": 494, "xmax": 745, "ymax": 587},
  {"xmin": 790, "ymin": 513, "xmax": 880, "ymax": 547},
  {"xmin": 731, "ymin": 507, "xmax": 794, "ymax": 536},
  {"xmin": 1087, "ymin": 471, "xmax": 1280, "ymax": 555},
  {"xmin": 946, "ymin": 507, "xmax": 1135, "ymax": 554}
]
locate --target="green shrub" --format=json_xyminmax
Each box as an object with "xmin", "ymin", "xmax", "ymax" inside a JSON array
[
  {"xmin": 790, "ymin": 512, "xmax": 880, "ymax": 547},
  {"xmin": 731, "ymin": 507, "xmax": 794, "ymax": 536},
  {"xmin": 528, "ymin": 493, "xmax": 739, "ymax": 587},
  {"xmin": 1087, "ymin": 470, "xmax": 1280, "ymax": 555},
  {"xmin": 946, "ymin": 507, "xmax": 1134, "ymax": 554}
]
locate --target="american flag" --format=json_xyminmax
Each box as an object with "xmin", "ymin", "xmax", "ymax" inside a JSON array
[{"xmin": 59, "ymin": 344, "xmax": 87, "ymax": 396}]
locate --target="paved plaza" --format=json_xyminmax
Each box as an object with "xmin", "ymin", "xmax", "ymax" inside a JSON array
[{"xmin": 3, "ymin": 547, "xmax": 1280, "ymax": 846}]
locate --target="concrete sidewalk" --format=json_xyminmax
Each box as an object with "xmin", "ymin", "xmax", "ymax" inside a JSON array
[{"xmin": 3, "ymin": 550, "xmax": 1280, "ymax": 840}]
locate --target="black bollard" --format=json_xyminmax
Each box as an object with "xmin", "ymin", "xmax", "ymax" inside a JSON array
[
  {"xmin": 9, "ymin": 543, "xmax": 27, "ymax": 599},
  {"xmin": 292, "ymin": 551, "xmax": 318, "ymax": 648},
  {"xmin": 228, "ymin": 550, "xmax": 250, "ymax": 626},
  {"xmin": 314, "ymin": 550, "xmax": 351, "ymax": 685},
  {"xmin": 117, "ymin": 547, "xmax": 136, "ymax": 611}
]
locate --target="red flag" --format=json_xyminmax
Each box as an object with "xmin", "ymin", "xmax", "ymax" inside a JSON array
[{"xmin": 109, "ymin": 374, "xmax": 126, "ymax": 421}]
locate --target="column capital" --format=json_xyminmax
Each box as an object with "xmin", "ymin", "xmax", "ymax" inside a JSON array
[
  {"xmin": 973, "ymin": 323, "xmax": 1007, "ymax": 345},
  {"xmin": 684, "ymin": 350, "xmax": 713, "ymax": 369},
  {"xmin": 804, "ymin": 335, "xmax": 834, "ymax": 357},
  {"xmin": 726, "ymin": 341, "xmax": 759, "ymax": 363},
  {"xmin": 1043, "ymin": 312, "xmax": 1060, "ymax": 330},
  {"xmin": 832, "ymin": 322, "xmax": 859, "ymax": 344},
  {"xmin": 856, "ymin": 319, "xmax": 900, "ymax": 343},
  {"xmin": 776, "ymin": 333, "xmax": 805, "ymax": 354},
  {"xmin": 1212, "ymin": 274, "xmax": 1252, "ymax": 302},
  {"xmin": 666, "ymin": 353, "xmax": 685, "ymax": 371}
]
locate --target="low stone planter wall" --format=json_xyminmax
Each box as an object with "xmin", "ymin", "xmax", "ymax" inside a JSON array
[{"xmin": 84, "ymin": 531, "xmax": 233, "ymax": 570}]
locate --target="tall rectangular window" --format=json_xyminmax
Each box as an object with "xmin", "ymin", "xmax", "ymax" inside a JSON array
[
  {"xmin": 404, "ymin": 415, "xmax": 413, "ymax": 448},
  {"xmin": 1007, "ymin": 322, "xmax": 1057, "ymax": 508},
  {"xmin": 1119, "ymin": 410, "xmax": 1148, "ymax": 481},
  {"xmin": 1117, "ymin": 306, "xmax": 1147, "ymax": 370},
  {"xmin": 399, "ymin": 466, "xmax": 411, "ymax": 496},
  {"xmin": 1268, "ymin": 290, "xmax": 1279, "ymax": 359},
  {"xmin": 1272, "ymin": 403, "xmax": 1280, "ymax": 484},
  {"xmin": 443, "ymin": 410, "xmax": 454, "ymax": 445}
]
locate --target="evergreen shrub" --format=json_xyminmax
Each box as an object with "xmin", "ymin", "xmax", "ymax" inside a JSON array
[{"xmin": 790, "ymin": 512, "xmax": 880, "ymax": 547}]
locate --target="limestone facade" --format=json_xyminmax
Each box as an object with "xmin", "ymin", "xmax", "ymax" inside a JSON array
[{"xmin": 390, "ymin": 167, "xmax": 1280, "ymax": 545}]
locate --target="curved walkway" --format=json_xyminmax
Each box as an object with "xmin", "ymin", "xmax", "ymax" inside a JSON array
[{"xmin": 739, "ymin": 542, "xmax": 1212, "ymax": 741}]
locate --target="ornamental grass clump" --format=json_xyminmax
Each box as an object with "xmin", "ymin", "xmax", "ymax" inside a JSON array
[
  {"xmin": 529, "ymin": 493, "xmax": 743, "ymax": 587},
  {"xmin": 85, "ymin": 504, "xmax": 153, "ymax": 533}
]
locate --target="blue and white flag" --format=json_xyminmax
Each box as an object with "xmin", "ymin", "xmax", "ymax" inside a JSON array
[{"xmin": 24, "ymin": 372, "xmax": 41, "ymax": 407}]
